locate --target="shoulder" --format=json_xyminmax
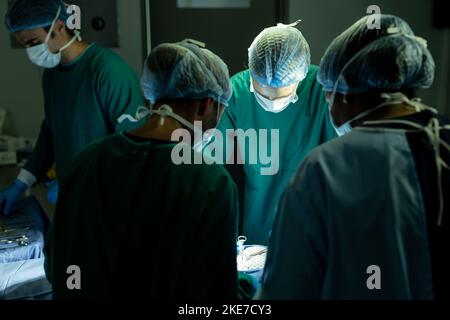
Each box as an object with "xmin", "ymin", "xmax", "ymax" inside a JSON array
[
  {"xmin": 176, "ymin": 156, "xmax": 236, "ymax": 192},
  {"xmin": 305, "ymin": 131, "xmax": 370, "ymax": 160},
  {"xmin": 89, "ymin": 44, "xmax": 122, "ymax": 65},
  {"xmin": 88, "ymin": 44, "xmax": 138, "ymax": 78},
  {"xmin": 231, "ymin": 70, "xmax": 251, "ymax": 90},
  {"xmin": 301, "ymin": 64, "xmax": 321, "ymax": 89},
  {"xmin": 81, "ymin": 134, "xmax": 125, "ymax": 155},
  {"xmin": 221, "ymin": 70, "xmax": 252, "ymax": 115},
  {"xmin": 294, "ymin": 131, "xmax": 376, "ymax": 182},
  {"xmin": 306, "ymin": 64, "xmax": 320, "ymax": 79}
]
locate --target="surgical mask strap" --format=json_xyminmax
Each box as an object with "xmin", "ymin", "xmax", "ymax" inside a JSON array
[
  {"xmin": 337, "ymin": 92, "xmax": 435, "ymax": 133},
  {"xmin": 237, "ymin": 236, "xmax": 247, "ymax": 255},
  {"xmin": 117, "ymin": 106, "xmax": 150, "ymax": 124},
  {"xmin": 348, "ymin": 99, "xmax": 403, "ymax": 126},
  {"xmin": 380, "ymin": 92, "xmax": 436, "ymax": 113},
  {"xmin": 151, "ymin": 105, "xmax": 208, "ymax": 152},
  {"xmin": 59, "ymin": 31, "xmax": 82, "ymax": 52},
  {"xmin": 150, "ymin": 105, "xmax": 197, "ymax": 133},
  {"xmin": 44, "ymin": 6, "xmax": 62, "ymax": 43},
  {"xmin": 363, "ymin": 117, "xmax": 450, "ymax": 227},
  {"xmin": 215, "ymin": 101, "xmax": 223, "ymax": 123},
  {"xmin": 118, "ymin": 103, "xmax": 220, "ymax": 132},
  {"xmin": 337, "ymin": 93, "xmax": 408, "ymax": 130},
  {"xmin": 45, "ymin": 6, "xmax": 81, "ymax": 52}
]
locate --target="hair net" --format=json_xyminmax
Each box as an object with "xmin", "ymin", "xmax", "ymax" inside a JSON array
[
  {"xmin": 248, "ymin": 20, "xmax": 311, "ymax": 88},
  {"xmin": 141, "ymin": 39, "xmax": 232, "ymax": 106},
  {"xmin": 5, "ymin": 0, "xmax": 69, "ymax": 33},
  {"xmin": 317, "ymin": 14, "xmax": 435, "ymax": 94}
]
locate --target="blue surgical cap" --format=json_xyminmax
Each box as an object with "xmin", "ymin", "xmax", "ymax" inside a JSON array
[
  {"xmin": 141, "ymin": 39, "xmax": 233, "ymax": 106},
  {"xmin": 317, "ymin": 14, "xmax": 435, "ymax": 94},
  {"xmin": 248, "ymin": 21, "xmax": 311, "ymax": 88},
  {"xmin": 5, "ymin": 0, "xmax": 69, "ymax": 33}
]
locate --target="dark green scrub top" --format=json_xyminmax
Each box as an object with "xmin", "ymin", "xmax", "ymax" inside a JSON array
[
  {"xmin": 45, "ymin": 133, "xmax": 239, "ymax": 300},
  {"xmin": 25, "ymin": 43, "xmax": 145, "ymax": 179}
]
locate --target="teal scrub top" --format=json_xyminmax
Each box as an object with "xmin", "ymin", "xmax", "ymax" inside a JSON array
[
  {"xmin": 24, "ymin": 43, "xmax": 145, "ymax": 179},
  {"xmin": 45, "ymin": 134, "xmax": 239, "ymax": 299},
  {"xmin": 216, "ymin": 66, "xmax": 336, "ymax": 245}
]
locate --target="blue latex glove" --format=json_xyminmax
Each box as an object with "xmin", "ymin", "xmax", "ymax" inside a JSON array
[
  {"xmin": 46, "ymin": 180, "xmax": 59, "ymax": 204},
  {"xmin": 0, "ymin": 179, "xmax": 28, "ymax": 216}
]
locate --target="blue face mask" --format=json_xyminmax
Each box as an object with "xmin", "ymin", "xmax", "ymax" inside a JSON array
[
  {"xmin": 328, "ymin": 92, "xmax": 425, "ymax": 137},
  {"xmin": 326, "ymin": 94, "xmax": 352, "ymax": 136},
  {"xmin": 330, "ymin": 113, "xmax": 353, "ymax": 137}
]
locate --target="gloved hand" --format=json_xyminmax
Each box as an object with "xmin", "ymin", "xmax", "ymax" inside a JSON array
[
  {"xmin": 0, "ymin": 179, "xmax": 28, "ymax": 216},
  {"xmin": 46, "ymin": 180, "xmax": 59, "ymax": 205}
]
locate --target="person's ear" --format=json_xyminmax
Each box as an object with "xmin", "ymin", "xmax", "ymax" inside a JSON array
[
  {"xmin": 342, "ymin": 95, "xmax": 349, "ymax": 104},
  {"xmin": 197, "ymin": 98, "xmax": 214, "ymax": 117},
  {"xmin": 53, "ymin": 20, "xmax": 66, "ymax": 37}
]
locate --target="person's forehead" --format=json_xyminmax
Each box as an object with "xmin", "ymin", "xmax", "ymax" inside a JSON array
[{"xmin": 253, "ymin": 78, "xmax": 297, "ymax": 96}]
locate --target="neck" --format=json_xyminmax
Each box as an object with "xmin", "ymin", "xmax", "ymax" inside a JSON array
[
  {"xmin": 60, "ymin": 40, "xmax": 89, "ymax": 64},
  {"xmin": 353, "ymin": 102, "xmax": 418, "ymax": 127},
  {"xmin": 129, "ymin": 114, "xmax": 186, "ymax": 142},
  {"xmin": 129, "ymin": 104, "xmax": 195, "ymax": 142}
]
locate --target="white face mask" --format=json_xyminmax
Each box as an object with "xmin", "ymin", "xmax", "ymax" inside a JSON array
[
  {"xmin": 250, "ymin": 80, "xmax": 298, "ymax": 113},
  {"xmin": 26, "ymin": 7, "xmax": 80, "ymax": 68}
]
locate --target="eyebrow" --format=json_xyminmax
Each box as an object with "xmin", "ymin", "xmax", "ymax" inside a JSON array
[{"xmin": 256, "ymin": 88, "xmax": 296, "ymax": 101}]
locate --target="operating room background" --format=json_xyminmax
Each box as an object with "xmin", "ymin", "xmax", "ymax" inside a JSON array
[
  {"xmin": 1, "ymin": 0, "xmax": 449, "ymax": 140},
  {"xmin": 0, "ymin": 0, "xmax": 449, "ymax": 216}
]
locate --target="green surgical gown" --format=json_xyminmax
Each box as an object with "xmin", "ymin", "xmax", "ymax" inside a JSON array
[
  {"xmin": 216, "ymin": 66, "xmax": 336, "ymax": 245},
  {"xmin": 44, "ymin": 134, "xmax": 239, "ymax": 300},
  {"xmin": 24, "ymin": 43, "xmax": 145, "ymax": 179}
]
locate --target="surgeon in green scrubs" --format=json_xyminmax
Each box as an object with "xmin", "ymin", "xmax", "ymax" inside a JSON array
[
  {"xmin": 45, "ymin": 39, "xmax": 239, "ymax": 300},
  {"xmin": 216, "ymin": 21, "xmax": 336, "ymax": 245},
  {"xmin": 0, "ymin": 0, "xmax": 144, "ymax": 215}
]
